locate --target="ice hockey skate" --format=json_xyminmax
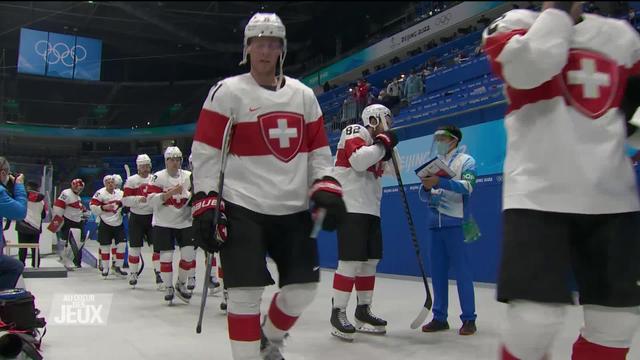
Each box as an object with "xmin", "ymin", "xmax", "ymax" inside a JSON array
[
  {"xmin": 330, "ymin": 306, "xmax": 355, "ymax": 342},
  {"xmin": 260, "ymin": 328, "xmax": 285, "ymax": 360},
  {"xmin": 175, "ymin": 281, "xmax": 191, "ymax": 303},
  {"xmin": 164, "ymin": 286, "xmax": 174, "ymax": 305},
  {"xmin": 128, "ymin": 272, "xmax": 138, "ymax": 288},
  {"xmin": 354, "ymin": 304, "xmax": 387, "ymax": 335},
  {"xmin": 187, "ymin": 276, "xmax": 196, "ymax": 291}
]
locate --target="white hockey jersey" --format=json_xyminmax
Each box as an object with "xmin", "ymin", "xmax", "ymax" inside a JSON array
[
  {"xmin": 53, "ymin": 188, "xmax": 84, "ymax": 223},
  {"xmin": 146, "ymin": 169, "xmax": 192, "ymax": 229},
  {"xmin": 332, "ymin": 124, "xmax": 390, "ymax": 217},
  {"xmin": 483, "ymin": 9, "xmax": 640, "ymax": 214},
  {"xmin": 24, "ymin": 191, "xmax": 46, "ymax": 230},
  {"xmin": 191, "ymin": 73, "xmax": 333, "ymax": 216},
  {"xmin": 122, "ymin": 174, "xmax": 154, "ymax": 215},
  {"xmin": 90, "ymin": 187, "xmax": 124, "ymax": 227}
]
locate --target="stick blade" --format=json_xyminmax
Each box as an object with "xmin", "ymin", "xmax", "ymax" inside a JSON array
[{"xmin": 410, "ymin": 306, "xmax": 431, "ymax": 329}]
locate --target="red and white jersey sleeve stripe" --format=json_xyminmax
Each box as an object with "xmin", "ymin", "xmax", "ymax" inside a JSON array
[{"xmin": 483, "ymin": 9, "xmax": 573, "ymax": 90}]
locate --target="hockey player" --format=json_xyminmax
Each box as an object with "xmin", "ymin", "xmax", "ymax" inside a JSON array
[
  {"xmin": 191, "ymin": 12, "xmax": 346, "ymax": 360},
  {"xmin": 122, "ymin": 154, "xmax": 161, "ymax": 288},
  {"xmin": 483, "ymin": 2, "xmax": 640, "ymax": 359},
  {"xmin": 329, "ymin": 104, "xmax": 397, "ymax": 341},
  {"xmin": 50, "ymin": 178, "xmax": 86, "ymax": 270},
  {"xmin": 90, "ymin": 175, "xmax": 127, "ymax": 278},
  {"xmin": 145, "ymin": 146, "xmax": 194, "ymax": 304}
]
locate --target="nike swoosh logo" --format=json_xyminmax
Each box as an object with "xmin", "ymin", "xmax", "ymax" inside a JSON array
[
  {"xmin": 313, "ymin": 266, "xmax": 320, "ymax": 271},
  {"xmin": 249, "ymin": 107, "xmax": 261, "ymax": 112}
]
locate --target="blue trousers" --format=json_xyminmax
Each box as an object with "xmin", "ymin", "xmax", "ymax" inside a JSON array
[
  {"xmin": 428, "ymin": 226, "xmax": 476, "ymax": 322},
  {"xmin": 0, "ymin": 254, "xmax": 24, "ymax": 290}
]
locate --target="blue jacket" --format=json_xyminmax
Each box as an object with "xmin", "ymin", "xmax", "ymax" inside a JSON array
[
  {"xmin": 420, "ymin": 148, "xmax": 476, "ymax": 229},
  {"xmin": 0, "ymin": 183, "xmax": 27, "ymax": 249}
]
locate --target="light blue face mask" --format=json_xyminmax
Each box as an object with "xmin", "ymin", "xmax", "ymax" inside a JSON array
[{"xmin": 435, "ymin": 141, "xmax": 451, "ymax": 156}]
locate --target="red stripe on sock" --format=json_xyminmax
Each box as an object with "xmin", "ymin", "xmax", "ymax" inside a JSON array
[
  {"xmin": 572, "ymin": 335, "xmax": 629, "ymax": 360},
  {"xmin": 160, "ymin": 262, "xmax": 172, "ymax": 272},
  {"xmin": 152, "ymin": 252, "xmax": 160, "ymax": 261},
  {"xmin": 179, "ymin": 260, "xmax": 190, "ymax": 270},
  {"xmin": 116, "ymin": 252, "xmax": 125, "ymax": 260},
  {"xmin": 111, "ymin": 248, "xmax": 116, "ymax": 255},
  {"xmin": 500, "ymin": 345, "xmax": 520, "ymax": 360},
  {"xmin": 128, "ymin": 256, "xmax": 140, "ymax": 264},
  {"xmin": 333, "ymin": 273, "xmax": 355, "ymax": 293},
  {"xmin": 188, "ymin": 260, "xmax": 196, "ymax": 270},
  {"xmin": 268, "ymin": 293, "xmax": 298, "ymax": 331},
  {"xmin": 211, "ymin": 257, "xmax": 217, "ymax": 266},
  {"xmin": 355, "ymin": 276, "xmax": 375, "ymax": 291},
  {"xmin": 218, "ymin": 266, "xmax": 224, "ymax": 278},
  {"xmin": 101, "ymin": 253, "xmax": 110, "ymax": 261},
  {"xmin": 227, "ymin": 313, "xmax": 261, "ymax": 341}
]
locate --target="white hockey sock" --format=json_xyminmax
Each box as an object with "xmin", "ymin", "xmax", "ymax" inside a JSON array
[
  {"xmin": 356, "ymin": 259, "xmax": 379, "ymax": 305},
  {"xmin": 178, "ymin": 246, "xmax": 195, "ymax": 284},
  {"xmin": 263, "ymin": 283, "xmax": 317, "ymax": 342},
  {"xmin": 128, "ymin": 247, "xmax": 141, "ymax": 274},
  {"xmin": 228, "ymin": 287, "xmax": 264, "ymax": 360},
  {"xmin": 502, "ymin": 300, "xmax": 567, "ymax": 360},
  {"xmin": 115, "ymin": 242, "xmax": 126, "ymax": 268},
  {"xmin": 332, "ymin": 261, "xmax": 360, "ymax": 309},
  {"xmin": 159, "ymin": 251, "xmax": 174, "ymax": 287},
  {"xmin": 99, "ymin": 245, "xmax": 111, "ymax": 272}
]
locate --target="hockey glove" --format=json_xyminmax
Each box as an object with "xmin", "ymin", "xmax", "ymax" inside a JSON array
[
  {"xmin": 192, "ymin": 191, "xmax": 228, "ymax": 253},
  {"xmin": 309, "ymin": 176, "xmax": 346, "ymax": 231},
  {"xmin": 374, "ymin": 130, "xmax": 399, "ymax": 161}
]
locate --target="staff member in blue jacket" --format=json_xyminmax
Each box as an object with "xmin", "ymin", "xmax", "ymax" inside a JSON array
[
  {"xmin": 0, "ymin": 157, "xmax": 27, "ymax": 290},
  {"xmin": 419, "ymin": 125, "xmax": 478, "ymax": 336}
]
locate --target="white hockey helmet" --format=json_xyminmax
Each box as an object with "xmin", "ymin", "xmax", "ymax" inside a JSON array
[
  {"xmin": 240, "ymin": 13, "xmax": 287, "ymax": 90},
  {"xmin": 103, "ymin": 174, "xmax": 115, "ymax": 186},
  {"xmin": 361, "ymin": 104, "xmax": 393, "ymax": 130},
  {"xmin": 113, "ymin": 174, "xmax": 123, "ymax": 188},
  {"xmin": 164, "ymin": 146, "xmax": 182, "ymax": 160},
  {"xmin": 136, "ymin": 154, "xmax": 151, "ymax": 167},
  {"xmin": 240, "ymin": 13, "xmax": 287, "ymax": 65}
]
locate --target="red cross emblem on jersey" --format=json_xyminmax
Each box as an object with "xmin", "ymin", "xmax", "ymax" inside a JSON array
[
  {"xmin": 561, "ymin": 49, "xmax": 619, "ymax": 119},
  {"xmin": 258, "ymin": 112, "xmax": 304, "ymax": 162}
]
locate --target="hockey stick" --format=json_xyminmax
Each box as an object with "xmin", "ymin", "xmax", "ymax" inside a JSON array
[
  {"xmin": 124, "ymin": 164, "xmax": 131, "ymax": 179},
  {"xmin": 197, "ymin": 120, "xmax": 235, "ymax": 334},
  {"xmin": 382, "ymin": 120, "xmax": 433, "ymax": 329},
  {"xmin": 389, "ymin": 150, "xmax": 433, "ymax": 329}
]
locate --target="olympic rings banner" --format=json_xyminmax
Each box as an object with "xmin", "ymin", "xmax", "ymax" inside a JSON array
[{"xmin": 18, "ymin": 28, "xmax": 102, "ymax": 81}]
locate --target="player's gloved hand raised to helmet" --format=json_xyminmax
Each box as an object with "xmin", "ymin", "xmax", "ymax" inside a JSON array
[
  {"xmin": 374, "ymin": 130, "xmax": 399, "ymax": 161},
  {"xmin": 309, "ymin": 176, "xmax": 346, "ymax": 231},
  {"xmin": 191, "ymin": 191, "xmax": 228, "ymax": 253}
]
